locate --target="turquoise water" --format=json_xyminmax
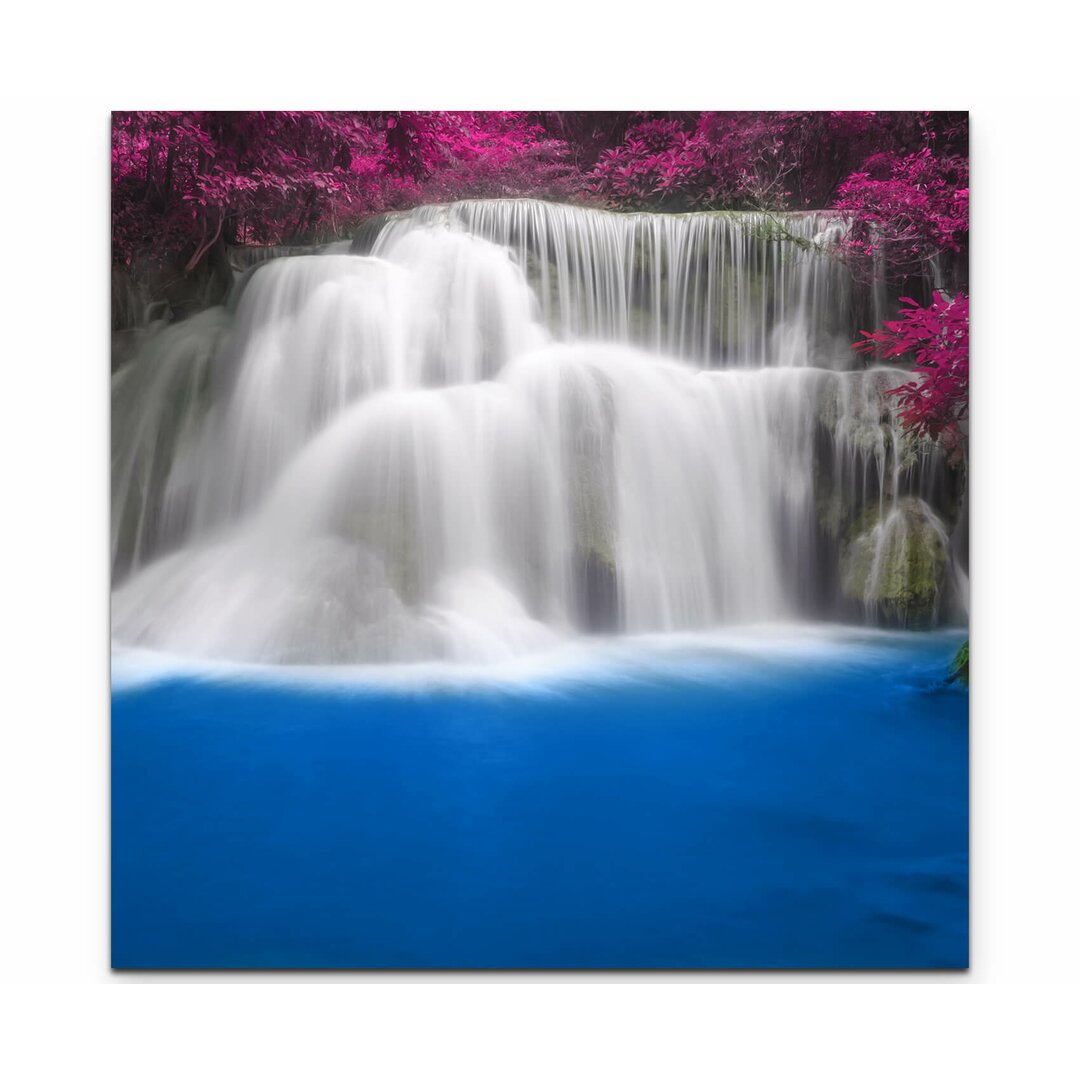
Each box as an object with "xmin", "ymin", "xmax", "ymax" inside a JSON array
[{"xmin": 111, "ymin": 627, "xmax": 968, "ymax": 969}]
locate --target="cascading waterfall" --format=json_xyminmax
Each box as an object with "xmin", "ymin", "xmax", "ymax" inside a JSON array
[
  {"xmin": 112, "ymin": 199, "xmax": 965, "ymax": 664},
  {"xmin": 361, "ymin": 201, "xmax": 864, "ymax": 369}
]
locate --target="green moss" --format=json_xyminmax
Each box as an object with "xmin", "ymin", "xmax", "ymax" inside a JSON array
[
  {"xmin": 840, "ymin": 498, "xmax": 949, "ymax": 627},
  {"xmin": 949, "ymin": 639, "xmax": 969, "ymax": 685}
]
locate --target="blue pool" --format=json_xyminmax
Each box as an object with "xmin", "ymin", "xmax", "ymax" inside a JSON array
[{"xmin": 111, "ymin": 627, "xmax": 968, "ymax": 969}]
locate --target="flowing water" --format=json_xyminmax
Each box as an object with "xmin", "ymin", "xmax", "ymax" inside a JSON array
[{"xmin": 112, "ymin": 199, "xmax": 966, "ymax": 664}]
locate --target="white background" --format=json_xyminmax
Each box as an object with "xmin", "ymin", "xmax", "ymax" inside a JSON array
[{"xmin": 1, "ymin": 2, "xmax": 1078, "ymax": 1075}]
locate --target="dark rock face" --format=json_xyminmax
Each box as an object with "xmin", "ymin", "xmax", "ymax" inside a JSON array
[{"xmin": 574, "ymin": 550, "xmax": 619, "ymax": 633}]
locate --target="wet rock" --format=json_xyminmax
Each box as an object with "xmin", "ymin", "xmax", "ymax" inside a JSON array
[{"xmin": 840, "ymin": 496, "xmax": 950, "ymax": 628}]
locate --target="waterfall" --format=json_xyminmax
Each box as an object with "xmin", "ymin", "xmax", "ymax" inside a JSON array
[
  {"xmin": 112, "ymin": 199, "xmax": 964, "ymax": 664},
  {"xmin": 361, "ymin": 201, "xmax": 864, "ymax": 369}
]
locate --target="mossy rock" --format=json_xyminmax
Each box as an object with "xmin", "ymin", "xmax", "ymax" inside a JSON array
[
  {"xmin": 949, "ymin": 640, "xmax": 969, "ymax": 685},
  {"xmin": 840, "ymin": 497, "xmax": 950, "ymax": 628}
]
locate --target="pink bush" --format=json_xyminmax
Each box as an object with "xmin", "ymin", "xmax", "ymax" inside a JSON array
[
  {"xmin": 113, "ymin": 110, "xmax": 969, "ymax": 281},
  {"xmin": 112, "ymin": 111, "xmax": 588, "ymax": 269},
  {"xmin": 833, "ymin": 148, "xmax": 969, "ymax": 284},
  {"xmin": 854, "ymin": 292, "xmax": 969, "ymax": 455}
]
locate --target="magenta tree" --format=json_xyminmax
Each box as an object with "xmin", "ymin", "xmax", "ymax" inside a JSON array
[
  {"xmin": 854, "ymin": 291, "xmax": 969, "ymax": 459},
  {"xmin": 112, "ymin": 111, "xmax": 589, "ymax": 273},
  {"xmin": 833, "ymin": 147, "xmax": 968, "ymax": 285}
]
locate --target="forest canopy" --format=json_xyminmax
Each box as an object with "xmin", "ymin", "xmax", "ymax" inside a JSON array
[{"xmin": 112, "ymin": 111, "xmax": 967, "ymax": 276}]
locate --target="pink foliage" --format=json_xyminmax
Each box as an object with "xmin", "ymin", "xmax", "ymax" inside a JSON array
[
  {"xmin": 113, "ymin": 110, "xmax": 969, "ymax": 286},
  {"xmin": 112, "ymin": 111, "xmax": 585, "ymax": 269},
  {"xmin": 854, "ymin": 292, "xmax": 969, "ymax": 454},
  {"xmin": 833, "ymin": 148, "xmax": 969, "ymax": 284},
  {"xmin": 589, "ymin": 111, "xmax": 896, "ymax": 210}
]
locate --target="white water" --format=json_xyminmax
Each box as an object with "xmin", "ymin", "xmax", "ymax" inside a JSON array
[
  {"xmin": 366, "ymin": 201, "xmax": 864, "ymax": 368},
  {"xmin": 111, "ymin": 625, "xmax": 969, "ymax": 695},
  {"xmin": 112, "ymin": 199, "xmax": 962, "ymax": 664}
]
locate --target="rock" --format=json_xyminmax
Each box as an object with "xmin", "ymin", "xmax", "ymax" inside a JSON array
[
  {"xmin": 840, "ymin": 496, "xmax": 950, "ymax": 628},
  {"xmin": 574, "ymin": 548, "xmax": 619, "ymax": 632},
  {"xmin": 948, "ymin": 640, "xmax": 969, "ymax": 685},
  {"xmin": 563, "ymin": 367, "xmax": 619, "ymax": 631}
]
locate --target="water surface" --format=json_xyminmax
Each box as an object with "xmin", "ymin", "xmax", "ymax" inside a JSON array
[{"xmin": 112, "ymin": 627, "xmax": 968, "ymax": 969}]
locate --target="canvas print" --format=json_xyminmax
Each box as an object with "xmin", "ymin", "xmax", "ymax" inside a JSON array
[{"xmin": 111, "ymin": 112, "xmax": 969, "ymax": 969}]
